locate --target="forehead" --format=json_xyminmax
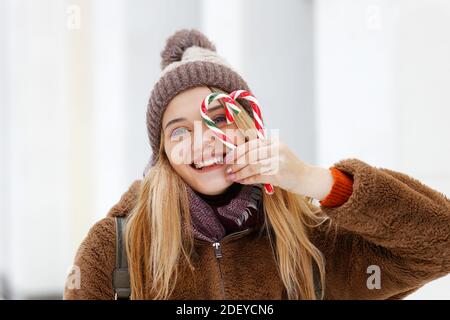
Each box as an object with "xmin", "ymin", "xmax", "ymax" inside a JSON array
[{"xmin": 162, "ymin": 86, "xmax": 222, "ymax": 124}]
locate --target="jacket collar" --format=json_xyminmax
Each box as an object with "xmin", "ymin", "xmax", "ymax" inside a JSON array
[{"xmin": 106, "ymin": 179, "xmax": 266, "ymax": 242}]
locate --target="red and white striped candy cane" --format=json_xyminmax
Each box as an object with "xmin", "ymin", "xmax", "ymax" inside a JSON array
[
  {"xmin": 200, "ymin": 91, "xmax": 274, "ymax": 195},
  {"xmin": 229, "ymin": 90, "xmax": 274, "ymax": 195},
  {"xmin": 229, "ymin": 90, "xmax": 266, "ymax": 140},
  {"xmin": 200, "ymin": 92, "xmax": 240, "ymax": 149}
]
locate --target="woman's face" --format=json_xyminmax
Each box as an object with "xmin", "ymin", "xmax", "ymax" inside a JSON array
[{"xmin": 162, "ymin": 86, "xmax": 241, "ymax": 195}]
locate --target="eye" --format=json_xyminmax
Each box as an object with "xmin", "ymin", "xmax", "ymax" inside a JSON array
[
  {"xmin": 212, "ymin": 115, "xmax": 227, "ymax": 125},
  {"xmin": 170, "ymin": 127, "xmax": 190, "ymax": 140}
]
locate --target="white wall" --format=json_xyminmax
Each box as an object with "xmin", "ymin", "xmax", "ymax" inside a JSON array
[
  {"xmin": 203, "ymin": 0, "xmax": 317, "ymax": 165},
  {"xmin": 0, "ymin": 0, "xmax": 202, "ymax": 298},
  {"xmin": 1, "ymin": 0, "xmax": 71, "ymax": 298},
  {"xmin": 315, "ymin": 0, "xmax": 450, "ymax": 299},
  {"xmin": 0, "ymin": 0, "xmax": 11, "ymax": 300}
]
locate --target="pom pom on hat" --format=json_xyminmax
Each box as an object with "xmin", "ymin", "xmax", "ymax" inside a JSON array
[{"xmin": 160, "ymin": 29, "xmax": 217, "ymax": 70}]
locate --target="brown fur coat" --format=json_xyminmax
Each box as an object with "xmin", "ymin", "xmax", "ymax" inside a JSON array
[{"xmin": 63, "ymin": 158, "xmax": 450, "ymax": 299}]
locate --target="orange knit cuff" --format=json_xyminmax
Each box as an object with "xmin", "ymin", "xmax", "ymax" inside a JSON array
[{"xmin": 319, "ymin": 167, "xmax": 354, "ymax": 207}]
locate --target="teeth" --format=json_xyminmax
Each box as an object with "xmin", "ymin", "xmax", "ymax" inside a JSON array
[{"xmin": 194, "ymin": 156, "xmax": 223, "ymax": 169}]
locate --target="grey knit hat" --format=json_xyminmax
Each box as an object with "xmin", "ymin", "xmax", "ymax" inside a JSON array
[{"xmin": 145, "ymin": 29, "xmax": 254, "ymax": 169}]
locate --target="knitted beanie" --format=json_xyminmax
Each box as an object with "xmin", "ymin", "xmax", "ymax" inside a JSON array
[{"xmin": 146, "ymin": 29, "xmax": 254, "ymax": 168}]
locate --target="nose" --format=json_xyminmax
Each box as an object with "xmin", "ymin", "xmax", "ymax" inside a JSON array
[{"xmin": 192, "ymin": 122, "xmax": 226, "ymax": 162}]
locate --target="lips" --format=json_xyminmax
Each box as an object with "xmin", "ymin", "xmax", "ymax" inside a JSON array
[{"xmin": 190, "ymin": 153, "xmax": 227, "ymax": 171}]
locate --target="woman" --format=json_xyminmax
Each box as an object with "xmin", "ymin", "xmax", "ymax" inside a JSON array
[{"xmin": 64, "ymin": 29, "xmax": 450, "ymax": 300}]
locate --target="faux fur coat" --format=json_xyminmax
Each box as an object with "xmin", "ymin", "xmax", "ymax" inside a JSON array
[{"xmin": 63, "ymin": 158, "xmax": 450, "ymax": 299}]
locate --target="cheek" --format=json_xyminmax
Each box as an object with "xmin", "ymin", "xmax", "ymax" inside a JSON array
[
  {"xmin": 170, "ymin": 160, "xmax": 190, "ymax": 179},
  {"xmin": 165, "ymin": 138, "xmax": 192, "ymax": 165},
  {"xmin": 165, "ymin": 143, "xmax": 191, "ymax": 179}
]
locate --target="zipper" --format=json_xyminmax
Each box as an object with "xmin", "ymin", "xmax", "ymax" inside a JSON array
[
  {"xmin": 212, "ymin": 241, "xmax": 226, "ymax": 299},
  {"xmin": 194, "ymin": 228, "xmax": 254, "ymax": 299},
  {"xmin": 213, "ymin": 242, "xmax": 223, "ymax": 259}
]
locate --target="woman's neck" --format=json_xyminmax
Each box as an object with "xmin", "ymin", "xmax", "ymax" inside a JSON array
[{"xmin": 194, "ymin": 183, "xmax": 244, "ymax": 207}]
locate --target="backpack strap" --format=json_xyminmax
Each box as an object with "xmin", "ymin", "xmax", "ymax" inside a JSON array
[
  {"xmin": 312, "ymin": 260, "xmax": 323, "ymax": 300},
  {"xmin": 113, "ymin": 216, "xmax": 131, "ymax": 300}
]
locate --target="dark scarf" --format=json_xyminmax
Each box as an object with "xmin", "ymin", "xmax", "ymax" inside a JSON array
[{"xmin": 185, "ymin": 183, "xmax": 264, "ymax": 243}]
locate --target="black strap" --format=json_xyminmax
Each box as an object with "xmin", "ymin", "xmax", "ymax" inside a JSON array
[
  {"xmin": 113, "ymin": 216, "xmax": 131, "ymax": 300},
  {"xmin": 312, "ymin": 260, "xmax": 323, "ymax": 300}
]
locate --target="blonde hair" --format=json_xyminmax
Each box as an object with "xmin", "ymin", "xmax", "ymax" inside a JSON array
[{"xmin": 125, "ymin": 87, "xmax": 327, "ymax": 299}]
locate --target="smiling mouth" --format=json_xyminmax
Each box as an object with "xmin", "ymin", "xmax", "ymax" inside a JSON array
[{"xmin": 190, "ymin": 153, "xmax": 227, "ymax": 172}]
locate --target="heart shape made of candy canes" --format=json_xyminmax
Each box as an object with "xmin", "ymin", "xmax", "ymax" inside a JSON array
[{"xmin": 200, "ymin": 90, "xmax": 274, "ymax": 195}]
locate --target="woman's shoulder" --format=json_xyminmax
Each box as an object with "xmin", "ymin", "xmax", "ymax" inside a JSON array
[
  {"xmin": 64, "ymin": 216, "xmax": 117, "ymax": 299},
  {"xmin": 84, "ymin": 216, "xmax": 116, "ymax": 245}
]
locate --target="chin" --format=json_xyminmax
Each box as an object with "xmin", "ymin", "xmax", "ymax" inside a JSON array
[{"xmin": 193, "ymin": 178, "xmax": 233, "ymax": 195}]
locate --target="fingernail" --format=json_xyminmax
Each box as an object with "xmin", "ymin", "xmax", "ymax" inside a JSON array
[
  {"xmin": 224, "ymin": 152, "xmax": 233, "ymax": 163},
  {"xmin": 226, "ymin": 167, "xmax": 233, "ymax": 174}
]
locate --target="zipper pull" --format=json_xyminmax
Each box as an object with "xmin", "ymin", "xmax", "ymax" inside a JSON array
[{"xmin": 212, "ymin": 242, "xmax": 222, "ymax": 259}]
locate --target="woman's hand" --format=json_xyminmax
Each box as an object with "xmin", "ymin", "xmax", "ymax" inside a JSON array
[{"xmin": 224, "ymin": 137, "xmax": 334, "ymax": 200}]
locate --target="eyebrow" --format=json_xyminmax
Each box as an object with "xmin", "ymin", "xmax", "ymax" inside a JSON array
[
  {"xmin": 164, "ymin": 117, "xmax": 187, "ymax": 130},
  {"xmin": 164, "ymin": 103, "xmax": 224, "ymax": 130}
]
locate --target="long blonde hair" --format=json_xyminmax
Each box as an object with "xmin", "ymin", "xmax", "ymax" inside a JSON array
[{"xmin": 125, "ymin": 87, "xmax": 328, "ymax": 299}]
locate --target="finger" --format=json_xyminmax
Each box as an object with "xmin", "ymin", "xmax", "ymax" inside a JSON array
[
  {"xmin": 224, "ymin": 138, "xmax": 264, "ymax": 164},
  {"xmin": 227, "ymin": 145, "xmax": 276, "ymax": 174},
  {"xmin": 224, "ymin": 138, "xmax": 271, "ymax": 164},
  {"xmin": 228, "ymin": 158, "xmax": 274, "ymax": 182},
  {"xmin": 235, "ymin": 173, "xmax": 272, "ymax": 185}
]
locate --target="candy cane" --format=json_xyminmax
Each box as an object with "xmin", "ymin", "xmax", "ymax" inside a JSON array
[
  {"xmin": 200, "ymin": 91, "xmax": 274, "ymax": 195},
  {"xmin": 229, "ymin": 90, "xmax": 266, "ymax": 140},
  {"xmin": 229, "ymin": 90, "xmax": 274, "ymax": 195},
  {"xmin": 203, "ymin": 92, "xmax": 241, "ymax": 125},
  {"xmin": 200, "ymin": 92, "xmax": 240, "ymax": 149}
]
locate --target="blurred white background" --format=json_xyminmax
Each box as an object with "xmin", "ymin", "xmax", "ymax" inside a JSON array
[{"xmin": 0, "ymin": 0, "xmax": 449, "ymax": 299}]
